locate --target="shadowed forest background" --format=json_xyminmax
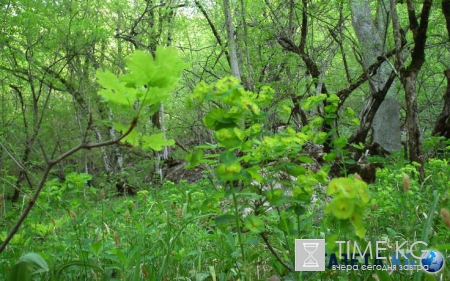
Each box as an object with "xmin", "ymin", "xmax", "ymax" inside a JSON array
[{"xmin": 0, "ymin": 0, "xmax": 450, "ymax": 280}]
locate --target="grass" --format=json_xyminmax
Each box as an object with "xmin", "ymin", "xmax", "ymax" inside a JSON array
[{"xmin": 1, "ymin": 159, "xmax": 449, "ymax": 280}]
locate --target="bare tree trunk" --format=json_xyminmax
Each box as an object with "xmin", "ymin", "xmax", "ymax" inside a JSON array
[
  {"xmin": 349, "ymin": 0, "xmax": 401, "ymax": 152},
  {"xmin": 94, "ymin": 129, "xmax": 112, "ymax": 173},
  {"xmin": 237, "ymin": 0, "xmax": 253, "ymax": 90},
  {"xmin": 223, "ymin": 0, "xmax": 241, "ymax": 79},
  {"xmin": 152, "ymin": 104, "xmax": 169, "ymax": 181}
]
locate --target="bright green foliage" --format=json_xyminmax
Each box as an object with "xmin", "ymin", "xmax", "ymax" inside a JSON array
[
  {"xmin": 185, "ymin": 149, "xmax": 205, "ymax": 168},
  {"xmin": 141, "ymin": 133, "xmax": 175, "ymax": 151},
  {"xmin": 98, "ymin": 48, "xmax": 187, "ymax": 109},
  {"xmin": 325, "ymin": 177, "xmax": 370, "ymax": 238},
  {"xmin": 216, "ymin": 162, "xmax": 242, "ymax": 181},
  {"xmin": 244, "ymin": 215, "xmax": 265, "ymax": 233},
  {"xmin": 97, "ymin": 47, "xmax": 185, "ymax": 150},
  {"xmin": 186, "ymin": 77, "xmax": 361, "ymax": 276}
]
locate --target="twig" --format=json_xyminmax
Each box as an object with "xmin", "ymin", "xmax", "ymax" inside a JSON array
[
  {"xmin": 260, "ymin": 232, "xmax": 293, "ymax": 272},
  {"xmin": 0, "ymin": 117, "xmax": 138, "ymax": 253}
]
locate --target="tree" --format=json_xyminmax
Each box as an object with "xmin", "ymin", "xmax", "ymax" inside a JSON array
[
  {"xmin": 0, "ymin": 47, "xmax": 185, "ymax": 253},
  {"xmin": 349, "ymin": 0, "xmax": 401, "ymax": 152},
  {"xmin": 432, "ymin": 0, "xmax": 450, "ymax": 139},
  {"xmin": 391, "ymin": 0, "xmax": 434, "ymax": 178},
  {"xmin": 0, "ymin": 0, "xmax": 110, "ymax": 202}
]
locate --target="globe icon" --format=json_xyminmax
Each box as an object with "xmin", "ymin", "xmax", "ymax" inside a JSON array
[{"xmin": 421, "ymin": 250, "xmax": 445, "ymax": 273}]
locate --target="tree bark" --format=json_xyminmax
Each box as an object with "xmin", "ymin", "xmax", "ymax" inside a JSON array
[
  {"xmin": 349, "ymin": 0, "xmax": 401, "ymax": 151},
  {"xmin": 432, "ymin": 69, "xmax": 450, "ymax": 138},
  {"xmin": 391, "ymin": 0, "xmax": 433, "ymax": 179},
  {"xmin": 223, "ymin": 0, "xmax": 241, "ymax": 79},
  {"xmin": 431, "ymin": 1, "xmax": 450, "ymax": 139}
]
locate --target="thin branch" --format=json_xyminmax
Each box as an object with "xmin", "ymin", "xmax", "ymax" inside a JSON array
[
  {"xmin": 0, "ymin": 117, "xmax": 138, "ymax": 253},
  {"xmin": 260, "ymin": 232, "xmax": 293, "ymax": 271},
  {"xmin": 194, "ymin": 0, "xmax": 230, "ymax": 66}
]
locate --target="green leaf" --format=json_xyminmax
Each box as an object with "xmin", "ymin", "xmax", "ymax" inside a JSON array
[
  {"xmin": 327, "ymin": 198, "xmax": 355, "ymax": 219},
  {"xmin": 55, "ymin": 260, "xmax": 104, "ymax": 278},
  {"xmin": 323, "ymin": 152, "xmax": 337, "ymax": 162},
  {"xmin": 121, "ymin": 51, "xmax": 156, "ymax": 88},
  {"xmin": 345, "ymin": 107, "xmax": 355, "ymax": 117},
  {"xmin": 285, "ymin": 163, "xmax": 307, "ymax": 177},
  {"xmin": 114, "ymin": 122, "xmax": 139, "ymax": 146},
  {"xmin": 186, "ymin": 150, "xmax": 204, "ymax": 168},
  {"xmin": 204, "ymin": 108, "xmax": 240, "ymax": 130},
  {"xmin": 302, "ymin": 94, "xmax": 327, "ymax": 110},
  {"xmin": 153, "ymin": 47, "xmax": 188, "ymax": 86},
  {"xmin": 9, "ymin": 253, "xmax": 49, "ymax": 281},
  {"xmin": 344, "ymin": 158, "xmax": 356, "ymax": 165},
  {"xmin": 215, "ymin": 128, "xmax": 242, "ymax": 148},
  {"xmin": 96, "ymin": 70, "xmax": 124, "ymax": 92},
  {"xmin": 96, "ymin": 70, "xmax": 136, "ymax": 107},
  {"xmin": 215, "ymin": 214, "xmax": 235, "ymax": 225},
  {"xmin": 281, "ymin": 105, "xmax": 291, "ymax": 115},
  {"xmin": 313, "ymin": 132, "xmax": 328, "ymax": 144},
  {"xmin": 216, "ymin": 163, "xmax": 242, "ymax": 181},
  {"xmin": 327, "ymin": 178, "xmax": 358, "ymax": 198},
  {"xmin": 276, "ymin": 217, "xmax": 296, "ymax": 234},
  {"xmin": 201, "ymin": 198, "xmax": 218, "ymax": 213},
  {"xmin": 120, "ymin": 47, "xmax": 186, "ymax": 91},
  {"xmin": 246, "ymin": 166, "xmax": 263, "ymax": 182},
  {"xmin": 298, "ymin": 156, "xmax": 314, "ymax": 163},
  {"xmin": 219, "ymin": 151, "xmax": 237, "ymax": 164},
  {"xmin": 233, "ymin": 127, "xmax": 246, "ymax": 140},
  {"xmin": 266, "ymin": 189, "xmax": 284, "ymax": 205},
  {"xmin": 244, "ymin": 215, "xmax": 265, "ymax": 233},
  {"xmin": 333, "ymin": 137, "xmax": 347, "ymax": 149},
  {"xmin": 89, "ymin": 241, "xmax": 103, "ymax": 257},
  {"xmin": 294, "ymin": 205, "xmax": 306, "ymax": 216},
  {"xmin": 140, "ymin": 88, "xmax": 171, "ymax": 107},
  {"xmin": 141, "ymin": 133, "xmax": 175, "ymax": 151}
]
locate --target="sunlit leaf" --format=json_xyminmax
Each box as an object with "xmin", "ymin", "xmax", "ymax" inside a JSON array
[
  {"xmin": 114, "ymin": 122, "xmax": 139, "ymax": 146},
  {"xmin": 201, "ymin": 198, "xmax": 218, "ymax": 213},
  {"xmin": 333, "ymin": 137, "xmax": 347, "ymax": 149},
  {"xmin": 215, "ymin": 128, "xmax": 242, "ymax": 148},
  {"xmin": 244, "ymin": 215, "xmax": 265, "ymax": 233},
  {"xmin": 204, "ymin": 108, "xmax": 240, "ymax": 130},
  {"xmin": 216, "ymin": 163, "xmax": 242, "ymax": 181},
  {"xmin": 141, "ymin": 133, "xmax": 175, "ymax": 151},
  {"xmin": 328, "ymin": 197, "xmax": 354, "ymax": 219},
  {"xmin": 186, "ymin": 150, "xmax": 204, "ymax": 168}
]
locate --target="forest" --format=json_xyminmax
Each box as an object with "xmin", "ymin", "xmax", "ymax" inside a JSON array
[{"xmin": 0, "ymin": 0, "xmax": 450, "ymax": 280}]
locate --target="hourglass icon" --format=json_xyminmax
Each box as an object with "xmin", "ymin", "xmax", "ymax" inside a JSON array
[{"xmin": 303, "ymin": 243, "xmax": 319, "ymax": 267}]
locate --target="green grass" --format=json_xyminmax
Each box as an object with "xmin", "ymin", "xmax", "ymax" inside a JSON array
[{"xmin": 1, "ymin": 159, "xmax": 449, "ymax": 280}]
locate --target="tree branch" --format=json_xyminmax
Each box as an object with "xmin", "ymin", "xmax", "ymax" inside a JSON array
[
  {"xmin": 260, "ymin": 232, "xmax": 293, "ymax": 272},
  {"xmin": 0, "ymin": 117, "xmax": 139, "ymax": 253}
]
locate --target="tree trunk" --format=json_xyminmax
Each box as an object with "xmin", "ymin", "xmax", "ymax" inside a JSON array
[
  {"xmin": 349, "ymin": 0, "xmax": 401, "ymax": 151},
  {"xmin": 390, "ymin": 0, "xmax": 433, "ymax": 179},
  {"xmin": 432, "ymin": 69, "xmax": 450, "ymax": 139},
  {"xmin": 431, "ymin": 1, "xmax": 450, "ymax": 139},
  {"xmin": 237, "ymin": 0, "xmax": 254, "ymax": 90},
  {"xmin": 223, "ymin": 0, "xmax": 241, "ymax": 79}
]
